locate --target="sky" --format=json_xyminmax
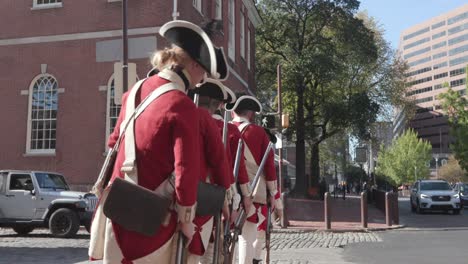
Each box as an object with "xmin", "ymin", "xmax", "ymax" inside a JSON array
[{"xmin": 358, "ymin": 0, "xmax": 468, "ymax": 49}]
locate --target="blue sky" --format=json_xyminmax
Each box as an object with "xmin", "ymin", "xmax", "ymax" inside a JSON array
[{"xmin": 358, "ymin": 0, "xmax": 467, "ymax": 49}]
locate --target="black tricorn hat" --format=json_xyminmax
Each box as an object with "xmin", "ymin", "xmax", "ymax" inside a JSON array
[
  {"xmin": 224, "ymin": 85, "xmax": 236, "ymax": 104},
  {"xmin": 215, "ymin": 47, "xmax": 229, "ymax": 81},
  {"xmin": 194, "ymin": 79, "xmax": 227, "ymax": 101},
  {"xmin": 227, "ymin": 95, "xmax": 263, "ymax": 113},
  {"xmin": 160, "ymin": 20, "xmax": 224, "ymax": 79}
]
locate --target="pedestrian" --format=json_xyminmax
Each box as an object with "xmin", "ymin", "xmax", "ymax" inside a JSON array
[
  {"xmin": 319, "ymin": 178, "xmax": 326, "ymax": 201},
  {"xmin": 89, "ymin": 20, "xmax": 227, "ymax": 264},
  {"xmin": 229, "ymin": 95, "xmax": 282, "ymax": 264}
]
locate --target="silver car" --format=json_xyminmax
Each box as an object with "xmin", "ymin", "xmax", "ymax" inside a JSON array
[{"xmin": 410, "ymin": 179, "xmax": 461, "ymax": 215}]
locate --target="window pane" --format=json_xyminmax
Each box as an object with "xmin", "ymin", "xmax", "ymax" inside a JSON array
[{"xmin": 29, "ymin": 75, "xmax": 58, "ymax": 151}]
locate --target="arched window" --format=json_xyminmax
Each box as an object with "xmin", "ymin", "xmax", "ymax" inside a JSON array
[
  {"xmin": 105, "ymin": 77, "xmax": 122, "ymax": 145},
  {"xmin": 27, "ymin": 74, "xmax": 59, "ymax": 154}
]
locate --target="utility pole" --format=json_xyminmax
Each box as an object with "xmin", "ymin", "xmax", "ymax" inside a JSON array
[
  {"xmin": 414, "ymin": 166, "xmax": 417, "ymax": 182},
  {"xmin": 277, "ymin": 64, "xmax": 288, "ymax": 228},
  {"xmin": 122, "ymin": 0, "xmax": 129, "ymax": 93}
]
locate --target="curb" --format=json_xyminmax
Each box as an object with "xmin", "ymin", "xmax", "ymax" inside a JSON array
[{"xmin": 272, "ymin": 224, "xmax": 406, "ymax": 234}]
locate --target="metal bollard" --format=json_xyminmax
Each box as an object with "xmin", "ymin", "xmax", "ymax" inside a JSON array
[
  {"xmin": 392, "ymin": 193, "xmax": 399, "ymax": 225},
  {"xmin": 281, "ymin": 193, "xmax": 288, "ymax": 228},
  {"xmin": 385, "ymin": 192, "xmax": 392, "ymax": 227},
  {"xmin": 361, "ymin": 191, "xmax": 368, "ymax": 228},
  {"xmin": 324, "ymin": 192, "xmax": 331, "ymax": 230}
]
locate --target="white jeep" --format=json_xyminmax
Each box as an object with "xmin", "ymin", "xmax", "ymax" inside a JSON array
[{"xmin": 0, "ymin": 170, "xmax": 98, "ymax": 238}]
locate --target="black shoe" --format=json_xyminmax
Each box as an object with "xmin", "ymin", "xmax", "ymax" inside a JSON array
[{"xmin": 253, "ymin": 259, "xmax": 262, "ymax": 264}]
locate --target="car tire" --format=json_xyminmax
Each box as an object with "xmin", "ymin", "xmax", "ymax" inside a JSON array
[
  {"xmin": 84, "ymin": 221, "xmax": 91, "ymax": 233},
  {"xmin": 49, "ymin": 208, "xmax": 80, "ymax": 238},
  {"xmin": 416, "ymin": 200, "xmax": 423, "ymax": 214},
  {"xmin": 410, "ymin": 199, "xmax": 416, "ymax": 212},
  {"xmin": 453, "ymin": 209, "xmax": 461, "ymax": 215},
  {"xmin": 12, "ymin": 226, "xmax": 35, "ymax": 236}
]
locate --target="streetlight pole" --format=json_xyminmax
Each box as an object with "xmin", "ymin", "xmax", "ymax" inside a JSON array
[
  {"xmin": 414, "ymin": 166, "xmax": 417, "ymax": 182},
  {"xmin": 122, "ymin": 0, "xmax": 129, "ymax": 93}
]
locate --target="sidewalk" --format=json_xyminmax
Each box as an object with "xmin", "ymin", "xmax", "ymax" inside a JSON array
[{"xmin": 284, "ymin": 194, "xmax": 393, "ymax": 231}]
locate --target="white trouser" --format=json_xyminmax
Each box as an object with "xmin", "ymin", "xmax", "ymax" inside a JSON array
[
  {"xmin": 238, "ymin": 221, "xmax": 258, "ymax": 264},
  {"xmin": 199, "ymin": 242, "xmax": 214, "ymax": 264},
  {"xmin": 253, "ymin": 230, "xmax": 265, "ymax": 260},
  {"xmin": 187, "ymin": 253, "xmax": 201, "ymax": 264}
]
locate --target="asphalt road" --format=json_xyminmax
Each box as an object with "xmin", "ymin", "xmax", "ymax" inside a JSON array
[{"xmin": 341, "ymin": 197, "xmax": 468, "ymax": 264}]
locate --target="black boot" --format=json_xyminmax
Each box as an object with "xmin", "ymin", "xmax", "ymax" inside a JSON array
[{"xmin": 253, "ymin": 259, "xmax": 262, "ymax": 264}]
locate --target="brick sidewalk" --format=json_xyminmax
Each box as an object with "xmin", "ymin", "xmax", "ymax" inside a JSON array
[{"xmin": 284, "ymin": 195, "xmax": 390, "ymax": 231}]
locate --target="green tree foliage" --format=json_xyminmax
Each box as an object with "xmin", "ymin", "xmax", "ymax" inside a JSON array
[
  {"xmin": 255, "ymin": 0, "xmax": 409, "ymax": 196},
  {"xmin": 376, "ymin": 129, "xmax": 432, "ymax": 185},
  {"xmin": 438, "ymin": 156, "xmax": 468, "ymax": 183},
  {"xmin": 437, "ymin": 68, "xmax": 468, "ymax": 173}
]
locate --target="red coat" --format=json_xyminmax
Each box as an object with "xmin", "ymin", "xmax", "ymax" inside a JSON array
[
  {"xmin": 232, "ymin": 119, "xmax": 277, "ymax": 223},
  {"xmin": 189, "ymin": 108, "xmax": 230, "ymax": 256},
  {"xmin": 213, "ymin": 118, "xmax": 249, "ymax": 186},
  {"xmin": 107, "ymin": 73, "xmax": 199, "ymax": 261},
  {"xmin": 231, "ymin": 121, "xmax": 276, "ymax": 182}
]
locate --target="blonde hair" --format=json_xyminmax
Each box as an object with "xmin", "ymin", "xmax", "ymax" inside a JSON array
[{"xmin": 151, "ymin": 46, "xmax": 192, "ymax": 71}]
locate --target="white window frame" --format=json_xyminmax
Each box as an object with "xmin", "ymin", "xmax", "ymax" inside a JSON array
[
  {"xmin": 240, "ymin": 9, "xmax": 245, "ymax": 59},
  {"xmin": 215, "ymin": 0, "xmax": 222, "ymax": 20},
  {"xmin": 105, "ymin": 75, "xmax": 122, "ymax": 151},
  {"xmin": 228, "ymin": 0, "xmax": 236, "ymax": 61},
  {"xmin": 26, "ymin": 74, "xmax": 59, "ymax": 155},
  {"xmin": 32, "ymin": 0, "xmax": 63, "ymax": 10},
  {"xmin": 193, "ymin": 0, "xmax": 202, "ymax": 14},
  {"xmin": 247, "ymin": 28, "xmax": 251, "ymax": 69}
]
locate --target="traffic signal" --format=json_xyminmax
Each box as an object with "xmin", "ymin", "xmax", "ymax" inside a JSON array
[{"xmin": 261, "ymin": 115, "xmax": 276, "ymax": 129}]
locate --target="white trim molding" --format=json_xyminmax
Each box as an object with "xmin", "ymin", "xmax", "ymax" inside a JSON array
[
  {"xmin": 242, "ymin": 0, "xmax": 262, "ymax": 28},
  {"xmin": 0, "ymin": 27, "xmax": 160, "ymax": 46}
]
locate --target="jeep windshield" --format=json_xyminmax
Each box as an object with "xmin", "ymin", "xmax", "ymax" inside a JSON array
[
  {"xmin": 420, "ymin": 182, "xmax": 452, "ymax": 191},
  {"xmin": 35, "ymin": 173, "xmax": 70, "ymax": 190}
]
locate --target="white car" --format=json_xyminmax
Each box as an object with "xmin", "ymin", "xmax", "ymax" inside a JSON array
[
  {"xmin": 0, "ymin": 170, "xmax": 98, "ymax": 237},
  {"xmin": 410, "ymin": 180, "xmax": 461, "ymax": 215}
]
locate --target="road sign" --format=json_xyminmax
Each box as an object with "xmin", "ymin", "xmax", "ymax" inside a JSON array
[{"xmin": 355, "ymin": 147, "xmax": 367, "ymax": 163}]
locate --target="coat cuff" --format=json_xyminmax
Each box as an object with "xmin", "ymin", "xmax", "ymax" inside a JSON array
[
  {"xmin": 239, "ymin": 183, "xmax": 251, "ymax": 197},
  {"xmin": 175, "ymin": 202, "xmax": 197, "ymax": 223},
  {"xmin": 266, "ymin": 180, "xmax": 278, "ymax": 197}
]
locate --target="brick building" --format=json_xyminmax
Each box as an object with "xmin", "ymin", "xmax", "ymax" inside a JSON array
[{"xmin": 0, "ymin": 0, "xmax": 260, "ymax": 190}]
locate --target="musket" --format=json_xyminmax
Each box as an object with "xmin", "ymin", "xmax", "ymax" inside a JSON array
[
  {"xmin": 213, "ymin": 109, "xmax": 231, "ymax": 264},
  {"xmin": 193, "ymin": 93, "xmax": 200, "ymax": 107},
  {"xmin": 223, "ymin": 139, "xmax": 243, "ymax": 264},
  {"xmin": 175, "ymin": 231, "xmax": 186, "ymax": 264},
  {"xmin": 265, "ymin": 193, "xmax": 272, "ymax": 264},
  {"xmin": 227, "ymin": 142, "xmax": 274, "ymax": 263}
]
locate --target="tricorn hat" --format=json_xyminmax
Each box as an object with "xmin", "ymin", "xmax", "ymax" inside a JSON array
[
  {"xmin": 160, "ymin": 20, "xmax": 226, "ymax": 79},
  {"xmin": 223, "ymin": 86, "xmax": 236, "ymax": 104},
  {"xmin": 194, "ymin": 79, "xmax": 227, "ymax": 101},
  {"xmin": 215, "ymin": 47, "xmax": 229, "ymax": 81},
  {"xmin": 227, "ymin": 95, "xmax": 263, "ymax": 114}
]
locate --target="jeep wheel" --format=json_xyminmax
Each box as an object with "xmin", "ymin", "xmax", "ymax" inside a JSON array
[
  {"xmin": 84, "ymin": 221, "xmax": 91, "ymax": 233},
  {"xmin": 13, "ymin": 226, "xmax": 35, "ymax": 236},
  {"xmin": 49, "ymin": 208, "xmax": 80, "ymax": 238}
]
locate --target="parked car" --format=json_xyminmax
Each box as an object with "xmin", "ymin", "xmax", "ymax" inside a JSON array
[
  {"xmin": 452, "ymin": 182, "xmax": 468, "ymax": 207},
  {"xmin": 410, "ymin": 179, "xmax": 461, "ymax": 215},
  {"xmin": 0, "ymin": 170, "xmax": 98, "ymax": 237}
]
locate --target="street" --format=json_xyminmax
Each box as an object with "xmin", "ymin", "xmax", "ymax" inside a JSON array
[{"xmin": 1, "ymin": 198, "xmax": 468, "ymax": 264}]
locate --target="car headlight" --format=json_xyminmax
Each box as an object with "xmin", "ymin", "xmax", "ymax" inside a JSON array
[
  {"xmin": 420, "ymin": 194, "xmax": 431, "ymax": 199},
  {"xmin": 452, "ymin": 194, "xmax": 460, "ymax": 199}
]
